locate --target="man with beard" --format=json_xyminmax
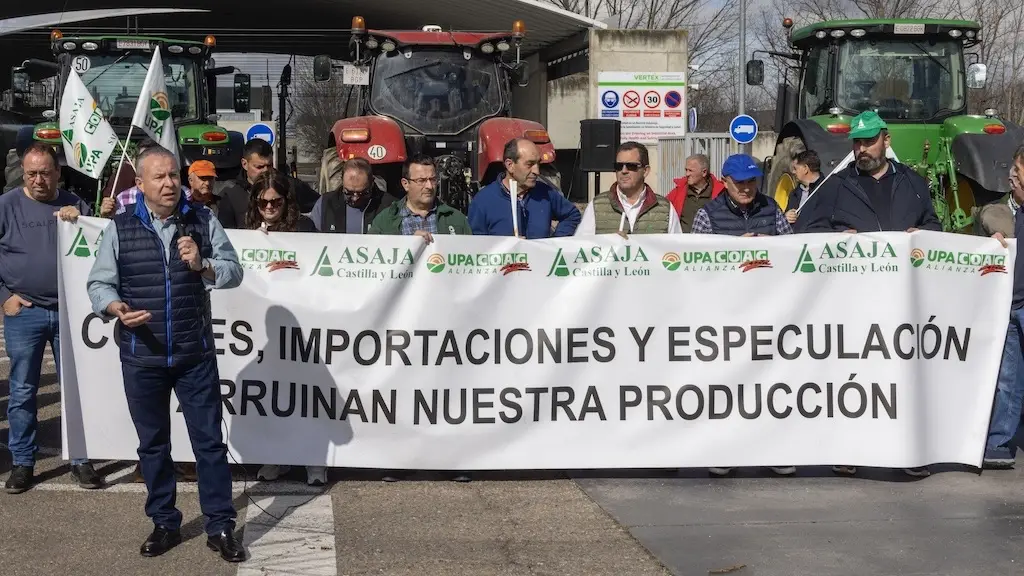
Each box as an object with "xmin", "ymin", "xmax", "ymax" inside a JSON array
[
  {"xmin": 799, "ymin": 111, "xmax": 941, "ymax": 233},
  {"xmin": 308, "ymin": 157, "xmax": 399, "ymax": 233}
]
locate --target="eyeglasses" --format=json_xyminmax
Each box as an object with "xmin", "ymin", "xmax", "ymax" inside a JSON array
[
  {"xmin": 614, "ymin": 162, "xmax": 645, "ymax": 172},
  {"xmin": 406, "ymin": 177, "xmax": 439, "ymax": 186},
  {"xmin": 257, "ymin": 197, "xmax": 285, "ymax": 209}
]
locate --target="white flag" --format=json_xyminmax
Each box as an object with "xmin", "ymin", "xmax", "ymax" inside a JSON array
[
  {"xmin": 58, "ymin": 70, "xmax": 119, "ymax": 180},
  {"xmin": 130, "ymin": 50, "xmax": 178, "ymax": 158}
]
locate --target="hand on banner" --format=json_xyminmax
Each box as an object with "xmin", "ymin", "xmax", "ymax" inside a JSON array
[
  {"xmin": 617, "ymin": 230, "xmax": 629, "ymax": 240},
  {"xmin": 3, "ymin": 294, "xmax": 32, "ymax": 317},
  {"xmin": 177, "ymin": 236, "xmax": 203, "ymax": 271},
  {"xmin": 992, "ymin": 232, "xmax": 1009, "ymax": 248},
  {"xmin": 844, "ymin": 229, "xmax": 857, "ymax": 233},
  {"xmin": 54, "ymin": 206, "xmax": 80, "ymax": 223},
  {"xmin": 106, "ymin": 301, "xmax": 152, "ymax": 328},
  {"xmin": 785, "ymin": 209, "xmax": 798, "ymax": 224},
  {"xmin": 906, "ymin": 227, "xmax": 920, "ymax": 233},
  {"xmin": 260, "ymin": 221, "xmax": 269, "ymax": 235},
  {"xmin": 99, "ymin": 197, "xmax": 116, "ymax": 218},
  {"xmin": 413, "ymin": 230, "xmax": 434, "ymax": 245}
]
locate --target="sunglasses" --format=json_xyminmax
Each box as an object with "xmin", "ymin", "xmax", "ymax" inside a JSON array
[
  {"xmin": 257, "ymin": 197, "xmax": 285, "ymax": 209},
  {"xmin": 615, "ymin": 162, "xmax": 645, "ymax": 172}
]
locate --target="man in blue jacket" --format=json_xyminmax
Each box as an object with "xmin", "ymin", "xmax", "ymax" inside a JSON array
[
  {"xmin": 469, "ymin": 138, "xmax": 581, "ymax": 238},
  {"xmin": 798, "ymin": 111, "xmax": 941, "ymax": 233}
]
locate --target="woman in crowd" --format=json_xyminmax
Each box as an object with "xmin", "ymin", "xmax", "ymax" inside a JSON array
[{"xmin": 248, "ymin": 169, "xmax": 325, "ymax": 485}]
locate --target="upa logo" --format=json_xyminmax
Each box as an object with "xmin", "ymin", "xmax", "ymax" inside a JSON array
[
  {"xmin": 914, "ymin": 248, "xmax": 1006, "ymax": 276},
  {"xmin": 910, "ymin": 248, "xmax": 925, "ymax": 268},
  {"xmin": 150, "ymin": 92, "xmax": 171, "ymax": 121},
  {"xmin": 426, "ymin": 253, "xmax": 446, "ymax": 273},
  {"xmin": 662, "ymin": 252, "xmax": 681, "ymax": 271}
]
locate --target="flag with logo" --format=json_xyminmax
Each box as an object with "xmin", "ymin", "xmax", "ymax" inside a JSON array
[
  {"xmin": 58, "ymin": 70, "xmax": 119, "ymax": 179},
  {"xmin": 130, "ymin": 50, "xmax": 178, "ymax": 159}
]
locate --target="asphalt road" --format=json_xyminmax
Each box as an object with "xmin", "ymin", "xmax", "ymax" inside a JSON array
[{"xmin": 2, "ymin": 332, "xmax": 1023, "ymax": 576}]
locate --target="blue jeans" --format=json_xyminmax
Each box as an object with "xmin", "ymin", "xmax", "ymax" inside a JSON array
[
  {"xmin": 987, "ymin": 307, "xmax": 1024, "ymax": 459},
  {"xmin": 4, "ymin": 305, "xmax": 87, "ymax": 467},
  {"xmin": 122, "ymin": 357, "xmax": 236, "ymax": 535}
]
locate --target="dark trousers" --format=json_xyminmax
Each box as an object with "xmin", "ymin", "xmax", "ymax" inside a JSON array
[{"xmin": 122, "ymin": 356, "xmax": 235, "ymax": 535}]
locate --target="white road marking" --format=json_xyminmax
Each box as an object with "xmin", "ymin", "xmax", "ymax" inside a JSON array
[{"xmin": 238, "ymin": 494, "xmax": 338, "ymax": 576}]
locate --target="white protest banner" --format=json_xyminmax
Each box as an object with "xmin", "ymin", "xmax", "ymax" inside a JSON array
[
  {"xmin": 58, "ymin": 70, "xmax": 120, "ymax": 179},
  {"xmin": 58, "ymin": 218, "xmax": 1013, "ymax": 470}
]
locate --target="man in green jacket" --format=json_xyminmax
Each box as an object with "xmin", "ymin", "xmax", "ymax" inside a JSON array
[{"xmin": 368, "ymin": 154, "xmax": 472, "ymax": 241}]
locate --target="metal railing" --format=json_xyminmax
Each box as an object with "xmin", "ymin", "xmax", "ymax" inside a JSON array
[{"xmin": 657, "ymin": 133, "xmax": 739, "ymax": 195}]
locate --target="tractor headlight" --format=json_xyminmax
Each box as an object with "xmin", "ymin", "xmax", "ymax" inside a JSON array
[
  {"xmin": 949, "ymin": 29, "xmax": 962, "ymax": 38},
  {"xmin": 830, "ymin": 29, "xmax": 845, "ymax": 38},
  {"xmin": 168, "ymin": 45, "xmax": 184, "ymax": 54},
  {"xmin": 381, "ymin": 40, "xmax": 396, "ymax": 52},
  {"xmin": 62, "ymin": 41, "xmax": 76, "ymax": 50},
  {"xmin": 366, "ymin": 37, "xmax": 379, "ymax": 49},
  {"xmin": 82, "ymin": 41, "xmax": 98, "ymax": 51},
  {"xmin": 815, "ymin": 30, "xmax": 827, "ymax": 39},
  {"xmin": 481, "ymin": 43, "xmax": 495, "ymax": 54},
  {"xmin": 188, "ymin": 46, "xmax": 202, "ymax": 54},
  {"xmin": 496, "ymin": 40, "xmax": 511, "ymax": 52},
  {"xmin": 850, "ymin": 29, "xmax": 866, "ymax": 37}
]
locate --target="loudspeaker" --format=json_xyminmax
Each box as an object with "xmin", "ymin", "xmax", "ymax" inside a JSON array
[{"xmin": 579, "ymin": 119, "xmax": 621, "ymax": 172}]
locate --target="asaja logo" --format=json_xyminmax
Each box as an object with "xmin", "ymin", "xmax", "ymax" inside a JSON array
[
  {"xmin": 913, "ymin": 248, "xmax": 1006, "ymax": 276},
  {"xmin": 910, "ymin": 248, "xmax": 925, "ymax": 267},
  {"xmin": 150, "ymin": 92, "xmax": 171, "ymax": 121},
  {"xmin": 65, "ymin": 227, "xmax": 102, "ymax": 258},
  {"xmin": 431, "ymin": 252, "xmax": 529, "ymax": 275},
  {"xmin": 548, "ymin": 245, "xmax": 650, "ymax": 278},
  {"xmin": 666, "ymin": 249, "xmax": 772, "ymax": 273},
  {"xmin": 310, "ymin": 245, "xmax": 415, "ymax": 281},
  {"xmin": 426, "ymin": 253, "xmax": 446, "ymax": 273},
  {"xmin": 61, "ymin": 128, "xmax": 74, "ymax": 144},
  {"xmin": 793, "ymin": 239, "xmax": 898, "ymax": 275}
]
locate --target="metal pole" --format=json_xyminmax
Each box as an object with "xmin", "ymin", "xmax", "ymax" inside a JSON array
[{"xmin": 738, "ymin": 0, "xmax": 750, "ymax": 155}]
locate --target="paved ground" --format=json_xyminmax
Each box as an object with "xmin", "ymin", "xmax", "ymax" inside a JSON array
[{"xmin": 2, "ymin": 333, "xmax": 1023, "ymax": 575}]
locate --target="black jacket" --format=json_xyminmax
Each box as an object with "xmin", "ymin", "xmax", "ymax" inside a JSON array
[
  {"xmin": 798, "ymin": 163, "xmax": 942, "ymax": 232},
  {"xmin": 216, "ymin": 170, "xmax": 321, "ymax": 230}
]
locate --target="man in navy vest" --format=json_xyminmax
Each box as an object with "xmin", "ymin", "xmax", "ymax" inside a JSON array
[
  {"xmin": 86, "ymin": 146, "xmax": 246, "ymax": 562},
  {"xmin": 691, "ymin": 154, "xmax": 792, "ymax": 236}
]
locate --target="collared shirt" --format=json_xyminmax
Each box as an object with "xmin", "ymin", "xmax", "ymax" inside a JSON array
[
  {"xmin": 1010, "ymin": 195, "xmax": 1019, "ymax": 217},
  {"xmin": 399, "ymin": 202, "xmax": 439, "ymax": 235},
  {"xmin": 576, "ymin": 187, "xmax": 683, "ymax": 235},
  {"xmin": 115, "ymin": 185, "xmax": 193, "ymax": 215},
  {"xmin": 86, "ymin": 197, "xmax": 243, "ymax": 318},
  {"xmin": 691, "ymin": 203, "xmax": 793, "ymax": 235}
]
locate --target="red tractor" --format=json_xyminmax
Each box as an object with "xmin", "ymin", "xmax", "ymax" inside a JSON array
[{"xmin": 313, "ymin": 17, "xmax": 560, "ymax": 213}]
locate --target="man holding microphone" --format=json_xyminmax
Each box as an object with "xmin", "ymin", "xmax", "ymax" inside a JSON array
[{"xmin": 86, "ymin": 146, "xmax": 246, "ymax": 562}]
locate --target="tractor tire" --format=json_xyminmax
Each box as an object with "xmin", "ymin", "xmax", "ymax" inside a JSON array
[
  {"xmin": 539, "ymin": 163, "xmax": 563, "ymax": 196},
  {"xmin": 4, "ymin": 149, "xmax": 22, "ymax": 193},
  {"xmin": 765, "ymin": 136, "xmax": 805, "ymax": 211},
  {"xmin": 319, "ymin": 146, "xmax": 343, "ymax": 195}
]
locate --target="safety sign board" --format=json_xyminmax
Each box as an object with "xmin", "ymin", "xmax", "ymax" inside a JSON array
[
  {"xmin": 245, "ymin": 123, "xmax": 276, "ymax": 145},
  {"xmin": 596, "ymin": 72, "xmax": 687, "ymax": 144}
]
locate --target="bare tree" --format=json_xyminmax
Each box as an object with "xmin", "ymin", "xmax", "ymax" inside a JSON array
[{"xmin": 290, "ymin": 59, "xmax": 358, "ymax": 159}]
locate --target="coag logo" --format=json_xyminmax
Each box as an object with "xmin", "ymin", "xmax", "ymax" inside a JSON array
[
  {"xmin": 240, "ymin": 248, "xmax": 298, "ymax": 271},
  {"xmin": 910, "ymin": 248, "xmax": 925, "ymax": 268},
  {"xmin": 662, "ymin": 252, "xmax": 681, "ymax": 271},
  {"xmin": 150, "ymin": 92, "xmax": 171, "ymax": 121},
  {"xmin": 914, "ymin": 249, "xmax": 1007, "ymax": 276},
  {"xmin": 426, "ymin": 253, "xmax": 446, "ymax": 273}
]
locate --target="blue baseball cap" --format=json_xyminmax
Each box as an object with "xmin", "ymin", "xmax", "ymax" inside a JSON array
[{"xmin": 721, "ymin": 154, "xmax": 763, "ymax": 182}]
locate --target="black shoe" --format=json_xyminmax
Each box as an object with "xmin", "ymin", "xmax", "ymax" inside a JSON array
[
  {"xmin": 5, "ymin": 466, "xmax": 33, "ymax": 494},
  {"xmin": 451, "ymin": 473, "xmax": 472, "ymax": 483},
  {"xmin": 140, "ymin": 525, "xmax": 181, "ymax": 557},
  {"xmin": 71, "ymin": 463, "xmax": 104, "ymax": 489},
  {"xmin": 207, "ymin": 530, "xmax": 246, "ymax": 562}
]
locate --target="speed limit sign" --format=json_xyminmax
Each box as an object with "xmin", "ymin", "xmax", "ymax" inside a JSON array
[{"xmin": 644, "ymin": 91, "xmax": 661, "ymax": 108}]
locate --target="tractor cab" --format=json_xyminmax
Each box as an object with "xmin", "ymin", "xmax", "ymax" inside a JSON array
[{"xmin": 744, "ymin": 19, "xmax": 1018, "ymax": 232}]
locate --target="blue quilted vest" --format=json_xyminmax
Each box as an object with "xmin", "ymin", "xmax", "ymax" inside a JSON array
[
  {"xmin": 114, "ymin": 198, "xmax": 215, "ymax": 368},
  {"xmin": 704, "ymin": 192, "xmax": 780, "ymax": 236}
]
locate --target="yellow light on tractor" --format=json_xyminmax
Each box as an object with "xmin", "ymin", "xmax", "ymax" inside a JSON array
[
  {"xmin": 352, "ymin": 16, "xmax": 366, "ymax": 34},
  {"xmin": 513, "ymin": 20, "xmax": 527, "ymax": 38},
  {"xmin": 782, "ymin": 17, "xmax": 793, "ymax": 29},
  {"xmin": 51, "ymin": 29, "xmax": 63, "ymax": 40},
  {"xmin": 204, "ymin": 35, "xmax": 217, "ymax": 47}
]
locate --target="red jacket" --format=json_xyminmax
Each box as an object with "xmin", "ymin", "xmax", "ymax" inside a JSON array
[{"xmin": 666, "ymin": 174, "xmax": 726, "ymax": 216}]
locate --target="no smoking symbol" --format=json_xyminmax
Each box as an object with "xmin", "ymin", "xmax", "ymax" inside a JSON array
[
  {"xmin": 644, "ymin": 91, "xmax": 661, "ymax": 108},
  {"xmin": 623, "ymin": 91, "xmax": 640, "ymax": 108}
]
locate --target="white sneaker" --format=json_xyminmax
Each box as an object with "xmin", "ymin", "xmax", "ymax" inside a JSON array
[
  {"xmin": 708, "ymin": 467, "xmax": 734, "ymax": 476},
  {"xmin": 257, "ymin": 464, "xmax": 292, "ymax": 481},
  {"xmin": 306, "ymin": 466, "xmax": 328, "ymax": 486},
  {"xmin": 771, "ymin": 466, "xmax": 796, "ymax": 476}
]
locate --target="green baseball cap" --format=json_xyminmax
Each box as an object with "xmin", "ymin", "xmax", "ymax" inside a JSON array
[{"xmin": 848, "ymin": 110, "xmax": 888, "ymax": 139}]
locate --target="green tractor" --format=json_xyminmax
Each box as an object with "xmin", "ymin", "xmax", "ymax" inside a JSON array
[
  {"xmin": 6, "ymin": 30, "xmax": 252, "ymax": 206},
  {"xmin": 746, "ymin": 18, "xmax": 1024, "ymax": 233}
]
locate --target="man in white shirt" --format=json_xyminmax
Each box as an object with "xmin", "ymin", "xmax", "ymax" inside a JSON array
[{"xmin": 575, "ymin": 141, "xmax": 682, "ymax": 236}]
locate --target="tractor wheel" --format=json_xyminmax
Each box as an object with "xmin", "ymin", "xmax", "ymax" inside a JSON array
[
  {"xmin": 319, "ymin": 146, "xmax": 344, "ymax": 195},
  {"xmin": 4, "ymin": 149, "xmax": 22, "ymax": 193},
  {"xmin": 539, "ymin": 163, "xmax": 564, "ymax": 196},
  {"xmin": 765, "ymin": 136, "xmax": 805, "ymax": 211}
]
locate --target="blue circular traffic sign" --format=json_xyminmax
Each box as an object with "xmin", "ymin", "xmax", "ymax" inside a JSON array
[
  {"xmin": 601, "ymin": 90, "xmax": 619, "ymax": 109},
  {"xmin": 246, "ymin": 122, "xmax": 275, "ymax": 145},
  {"xmin": 664, "ymin": 90, "xmax": 682, "ymax": 109},
  {"xmin": 729, "ymin": 114, "xmax": 758, "ymax": 144}
]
